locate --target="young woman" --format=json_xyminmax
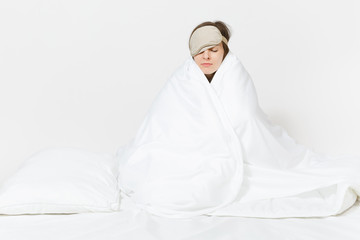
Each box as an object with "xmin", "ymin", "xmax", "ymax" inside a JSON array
[
  {"xmin": 117, "ymin": 21, "xmax": 360, "ymax": 218},
  {"xmin": 189, "ymin": 21, "xmax": 230, "ymax": 82}
]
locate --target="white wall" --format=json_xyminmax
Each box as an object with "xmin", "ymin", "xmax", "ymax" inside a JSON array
[{"xmin": 1, "ymin": 0, "xmax": 359, "ymax": 184}]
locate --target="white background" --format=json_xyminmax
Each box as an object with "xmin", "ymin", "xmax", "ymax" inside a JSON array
[{"xmin": 0, "ymin": 0, "xmax": 359, "ymax": 184}]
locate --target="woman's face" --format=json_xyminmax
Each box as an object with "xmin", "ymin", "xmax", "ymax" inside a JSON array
[{"xmin": 193, "ymin": 43, "xmax": 224, "ymax": 77}]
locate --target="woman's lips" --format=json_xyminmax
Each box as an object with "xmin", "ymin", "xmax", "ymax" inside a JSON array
[{"xmin": 201, "ymin": 63, "xmax": 212, "ymax": 67}]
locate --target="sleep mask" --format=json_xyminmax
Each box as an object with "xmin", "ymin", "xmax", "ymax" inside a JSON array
[{"xmin": 189, "ymin": 25, "xmax": 228, "ymax": 57}]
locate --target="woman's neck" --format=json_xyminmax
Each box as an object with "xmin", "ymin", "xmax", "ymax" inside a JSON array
[{"xmin": 205, "ymin": 72, "xmax": 215, "ymax": 83}]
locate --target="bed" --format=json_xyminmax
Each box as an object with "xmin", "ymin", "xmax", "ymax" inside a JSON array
[
  {"xmin": 1, "ymin": 199, "xmax": 360, "ymax": 239},
  {"xmin": 0, "ymin": 147, "xmax": 359, "ymax": 239}
]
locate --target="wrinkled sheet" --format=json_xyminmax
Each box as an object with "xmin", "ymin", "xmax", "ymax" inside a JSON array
[
  {"xmin": 117, "ymin": 51, "xmax": 360, "ymax": 218},
  {"xmin": 1, "ymin": 198, "xmax": 360, "ymax": 240}
]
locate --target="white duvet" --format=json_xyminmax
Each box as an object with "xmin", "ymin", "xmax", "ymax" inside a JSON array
[{"xmin": 117, "ymin": 51, "xmax": 360, "ymax": 218}]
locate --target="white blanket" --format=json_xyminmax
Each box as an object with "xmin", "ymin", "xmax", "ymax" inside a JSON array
[{"xmin": 117, "ymin": 52, "xmax": 360, "ymax": 218}]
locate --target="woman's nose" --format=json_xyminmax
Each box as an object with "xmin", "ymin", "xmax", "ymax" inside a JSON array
[{"xmin": 202, "ymin": 50, "xmax": 210, "ymax": 59}]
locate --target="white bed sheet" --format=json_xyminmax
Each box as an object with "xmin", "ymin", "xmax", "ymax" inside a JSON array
[{"xmin": 1, "ymin": 199, "xmax": 359, "ymax": 240}]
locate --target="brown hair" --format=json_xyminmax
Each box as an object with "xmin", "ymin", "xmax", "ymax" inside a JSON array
[{"xmin": 189, "ymin": 21, "xmax": 231, "ymax": 59}]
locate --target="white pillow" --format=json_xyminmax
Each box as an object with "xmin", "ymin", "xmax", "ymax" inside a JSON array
[{"xmin": 0, "ymin": 147, "xmax": 121, "ymax": 215}]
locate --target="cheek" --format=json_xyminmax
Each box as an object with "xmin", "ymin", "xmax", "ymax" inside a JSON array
[
  {"xmin": 214, "ymin": 56, "xmax": 223, "ymax": 69},
  {"xmin": 194, "ymin": 57, "xmax": 202, "ymax": 67}
]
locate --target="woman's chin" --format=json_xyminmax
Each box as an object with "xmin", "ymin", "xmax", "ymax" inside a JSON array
[{"xmin": 201, "ymin": 69, "xmax": 215, "ymax": 75}]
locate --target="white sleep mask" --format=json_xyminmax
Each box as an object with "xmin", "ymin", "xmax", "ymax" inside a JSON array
[{"xmin": 189, "ymin": 25, "xmax": 228, "ymax": 57}]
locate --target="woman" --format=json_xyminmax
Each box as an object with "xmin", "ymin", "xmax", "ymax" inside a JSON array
[
  {"xmin": 117, "ymin": 21, "xmax": 360, "ymax": 218},
  {"xmin": 189, "ymin": 21, "xmax": 230, "ymax": 82}
]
